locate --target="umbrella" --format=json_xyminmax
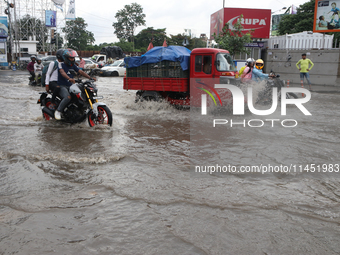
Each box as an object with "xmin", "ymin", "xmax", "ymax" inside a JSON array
[
  {"xmin": 162, "ymin": 39, "xmax": 167, "ymax": 47},
  {"xmin": 147, "ymin": 42, "xmax": 154, "ymax": 51}
]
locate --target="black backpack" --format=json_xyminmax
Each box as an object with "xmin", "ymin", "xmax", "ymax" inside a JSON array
[{"xmin": 41, "ymin": 61, "xmax": 58, "ymax": 86}]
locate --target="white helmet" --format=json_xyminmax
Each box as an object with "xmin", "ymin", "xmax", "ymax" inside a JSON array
[{"xmin": 246, "ymin": 58, "xmax": 255, "ymax": 66}]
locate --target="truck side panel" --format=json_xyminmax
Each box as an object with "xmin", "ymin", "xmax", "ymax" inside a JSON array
[{"xmin": 123, "ymin": 77, "xmax": 189, "ymax": 92}]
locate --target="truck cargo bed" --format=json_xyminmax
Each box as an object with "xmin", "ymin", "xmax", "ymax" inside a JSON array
[{"xmin": 123, "ymin": 77, "xmax": 189, "ymax": 92}]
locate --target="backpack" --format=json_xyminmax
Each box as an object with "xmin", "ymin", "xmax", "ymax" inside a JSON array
[{"xmin": 41, "ymin": 61, "xmax": 58, "ymax": 87}]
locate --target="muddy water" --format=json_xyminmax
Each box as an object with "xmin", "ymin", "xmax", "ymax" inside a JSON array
[{"xmin": 0, "ymin": 71, "xmax": 340, "ymax": 254}]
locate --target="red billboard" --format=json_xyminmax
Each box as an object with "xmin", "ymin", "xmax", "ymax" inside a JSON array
[{"xmin": 210, "ymin": 8, "xmax": 271, "ymax": 39}]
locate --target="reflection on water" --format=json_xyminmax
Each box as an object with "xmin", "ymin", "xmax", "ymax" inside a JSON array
[{"xmin": 1, "ymin": 72, "xmax": 340, "ymax": 254}]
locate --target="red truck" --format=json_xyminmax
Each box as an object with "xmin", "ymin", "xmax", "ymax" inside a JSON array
[{"xmin": 123, "ymin": 46, "xmax": 239, "ymax": 107}]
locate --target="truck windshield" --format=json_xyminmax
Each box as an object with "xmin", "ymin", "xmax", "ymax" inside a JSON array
[{"xmin": 216, "ymin": 53, "xmax": 237, "ymax": 72}]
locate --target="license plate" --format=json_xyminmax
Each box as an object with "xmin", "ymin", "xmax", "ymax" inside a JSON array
[{"xmin": 93, "ymin": 96, "xmax": 103, "ymax": 99}]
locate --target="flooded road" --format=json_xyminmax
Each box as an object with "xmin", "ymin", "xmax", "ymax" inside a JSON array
[{"xmin": 1, "ymin": 71, "xmax": 340, "ymax": 254}]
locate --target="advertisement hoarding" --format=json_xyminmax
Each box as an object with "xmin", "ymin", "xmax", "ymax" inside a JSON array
[
  {"xmin": 210, "ymin": 9, "xmax": 224, "ymax": 38},
  {"xmin": 313, "ymin": 0, "xmax": 340, "ymax": 32},
  {"xmin": 0, "ymin": 16, "xmax": 8, "ymax": 38},
  {"xmin": 271, "ymin": 14, "xmax": 286, "ymax": 35},
  {"xmin": 45, "ymin": 10, "xmax": 57, "ymax": 27},
  {"xmin": 210, "ymin": 8, "xmax": 271, "ymax": 39}
]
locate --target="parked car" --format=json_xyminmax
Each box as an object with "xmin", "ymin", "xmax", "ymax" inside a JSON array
[
  {"xmin": 41, "ymin": 55, "xmax": 56, "ymax": 67},
  {"xmin": 98, "ymin": 60, "xmax": 126, "ymax": 77}
]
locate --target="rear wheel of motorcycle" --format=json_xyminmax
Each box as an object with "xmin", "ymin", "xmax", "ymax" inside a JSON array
[
  {"xmin": 43, "ymin": 99, "xmax": 56, "ymax": 121},
  {"xmin": 286, "ymin": 92, "xmax": 298, "ymax": 99},
  {"xmin": 88, "ymin": 105, "xmax": 112, "ymax": 127}
]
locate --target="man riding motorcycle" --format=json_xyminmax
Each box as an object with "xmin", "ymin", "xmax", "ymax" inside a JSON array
[
  {"xmin": 27, "ymin": 55, "xmax": 36, "ymax": 83},
  {"xmin": 54, "ymin": 48, "xmax": 96, "ymax": 120}
]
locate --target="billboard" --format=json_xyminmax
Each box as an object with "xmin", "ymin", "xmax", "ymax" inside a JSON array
[
  {"xmin": 45, "ymin": 10, "xmax": 57, "ymax": 27},
  {"xmin": 313, "ymin": 0, "xmax": 340, "ymax": 32},
  {"xmin": 210, "ymin": 8, "xmax": 271, "ymax": 39},
  {"xmin": 210, "ymin": 9, "xmax": 224, "ymax": 38},
  {"xmin": 0, "ymin": 16, "xmax": 8, "ymax": 38}
]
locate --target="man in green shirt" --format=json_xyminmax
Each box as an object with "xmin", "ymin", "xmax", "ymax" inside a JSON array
[{"xmin": 296, "ymin": 53, "xmax": 314, "ymax": 89}]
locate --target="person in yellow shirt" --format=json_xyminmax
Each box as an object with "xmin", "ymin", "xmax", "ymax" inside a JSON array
[{"xmin": 296, "ymin": 53, "xmax": 314, "ymax": 88}]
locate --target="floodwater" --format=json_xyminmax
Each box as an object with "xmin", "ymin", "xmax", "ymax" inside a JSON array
[{"xmin": 1, "ymin": 71, "xmax": 340, "ymax": 255}]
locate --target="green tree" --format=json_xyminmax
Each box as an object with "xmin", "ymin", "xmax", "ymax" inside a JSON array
[
  {"xmin": 278, "ymin": 0, "xmax": 315, "ymax": 35},
  {"xmin": 213, "ymin": 16, "xmax": 253, "ymax": 58},
  {"xmin": 134, "ymin": 27, "xmax": 167, "ymax": 50},
  {"xmin": 112, "ymin": 3, "xmax": 146, "ymax": 48},
  {"xmin": 62, "ymin": 17, "xmax": 95, "ymax": 50},
  {"xmin": 114, "ymin": 39, "xmax": 135, "ymax": 52}
]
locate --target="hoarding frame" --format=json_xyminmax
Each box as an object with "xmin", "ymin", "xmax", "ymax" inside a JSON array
[
  {"xmin": 313, "ymin": 0, "xmax": 340, "ymax": 32},
  {"xmin": 45, "ymin": 10, "xmax": 57, "ymax": 27}
]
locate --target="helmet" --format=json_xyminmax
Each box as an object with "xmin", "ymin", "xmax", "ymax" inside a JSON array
[
  {"xmin": 56, "ymin": 48, "xmax": 65, "ymax": 61},
  {"xmin": 246, "ymin": 58, "xmax": 255, "ymax": 66},
  {"xmin": 255, "ymin": 59, "xmax": 264, "ymax": 69},
  {"xmin": 30, "ymin": 55, "xmax": 36, "ymax": 61},
  {"xmin": 62, "ymin": 48, "xmax": 78, "ymax": 66},
  {"xmin": 36, "ymin": 58, "xmax": 41, "ymax": 64}
]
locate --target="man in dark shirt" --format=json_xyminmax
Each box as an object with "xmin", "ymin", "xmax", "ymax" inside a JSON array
[{"xmin": 27, "ymin": 55, "xmax": 36, "ymax": 83}]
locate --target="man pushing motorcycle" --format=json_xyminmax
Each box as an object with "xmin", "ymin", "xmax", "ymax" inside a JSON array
[{"xmin": 54, "ymin": 49, "xmax": 96, "ymax": 120}]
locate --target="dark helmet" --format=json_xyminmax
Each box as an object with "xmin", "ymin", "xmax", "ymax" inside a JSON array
[
  {"xmin": 30, "ymin": 55, "xmax": 36, "ymax": 61},
  {"xmin": 62, "ymin": 48, "xmax": 78, "ymax": 65},
  {"xmin": 56, "ymin": 48, "xmax": 65, "ymax": 61}
]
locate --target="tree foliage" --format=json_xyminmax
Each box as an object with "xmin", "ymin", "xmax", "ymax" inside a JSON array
[
  {"xmin": 62, "ymin": 17, "xmax": 95, "ymax": 50},
  {"xmin": 134, "ymin": 27, "xmax": 166, "ymax": 51},
  {"xmin": 213, "ymin": 15, "xmax": 253, "ymax": 57},
  {"xmin": 278, "ymin": 0, "xmax": 315, "ymax": 35},
  {"xmin": 112, "ymin": 3, "xmax": 146, "ymax": 44}
]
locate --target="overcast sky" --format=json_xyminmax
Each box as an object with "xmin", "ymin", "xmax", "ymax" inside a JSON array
[{"xmin": 70, "ymin": 0, "xmax": 309, "ymax": 45}]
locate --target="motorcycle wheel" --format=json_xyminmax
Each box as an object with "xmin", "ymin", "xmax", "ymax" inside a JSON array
[
  {"xmin": 43, "ymin": 99, "xmax": 56, "ymax": 121},
  {"xmin": 88, "ymin": 105, "xmax": 112, "ymax": 127},
  {"xmin": 286, "ymin": 92, "xmax": 298, "ymax": 99}
]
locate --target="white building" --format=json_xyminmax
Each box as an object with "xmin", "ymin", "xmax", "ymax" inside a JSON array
[
  {"xmin": 267, "ymin": 31, "xmax": 334, "ymax": 49},
  {"xmin": 12, "ymin": 39, "xmax": 38, "ymax": 55}
]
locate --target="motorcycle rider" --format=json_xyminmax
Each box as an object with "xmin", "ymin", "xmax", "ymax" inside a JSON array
[
  {"xmin": 252, "ymin": 59, "xmax": 273, "ymax": 82},
  {"xmin": 34, "ymin": 58, "xmax": 44, "ymax": 84},
  {"xmin": 27, "ymin": 55, "xmax": 36, "ymax": 83},
  {"xmin": 241, "ymin": 58, "xmax": 255, "ymax": 83},
  {"xmin": 54, "ymin": 48, "xmax": 96, "ymax": 120},
  {"xmin": 45, "ymin": 48, "xmax": 65, "ymax": 105}
]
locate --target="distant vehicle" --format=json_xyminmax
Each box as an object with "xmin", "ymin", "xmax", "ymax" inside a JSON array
[
  {"xmin": 41, "ymin": 55, "xmax": 56, "ymax": 67},
  {"xmin": 98, "ymin": 60, "xmax": 126, "ymax": 77},
  {"xmin": 91, "ymin": 54, "xmax": 106, "ymax": 63},
  {"xmin": 83, "ymin": 58, "xmax": 99, "ymax": 69}
]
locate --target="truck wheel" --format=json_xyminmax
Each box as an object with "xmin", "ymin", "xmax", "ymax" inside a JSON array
[{"xmin": 141, "ymin": 91, "xmax": 162, "ymax": 102}]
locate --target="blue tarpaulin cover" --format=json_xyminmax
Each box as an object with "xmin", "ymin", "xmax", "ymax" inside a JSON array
[{"xmin": 124, "ymin": 46, "xmax": 191, "ymax": 71}]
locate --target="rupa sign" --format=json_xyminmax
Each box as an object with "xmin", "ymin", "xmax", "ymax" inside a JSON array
[{"xmin": 210, "ymin": 8, "xmax": 271, "ymax": 39}]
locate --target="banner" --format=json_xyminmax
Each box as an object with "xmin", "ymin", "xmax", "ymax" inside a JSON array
[
  {"xmin": 0, "ymin": 16, "xmax": 8, "ymax": 38},
  {"xmin": 52, "ymin": 0, "xmax": 64, "ymax": 11},
  {"xmin": 313, "ymin": 0, "xmax": 340, "ymax": 32},
  {"xmin": 66, "ymin": 0, "xmax": 75, "ymax": 20},
  {"xmin": 210, "ymin": 8, "xmax": 271, "ymax": 39},
  {"xmin": 45, "ymin": 10, "xmax": 57, "ymax": 27}
]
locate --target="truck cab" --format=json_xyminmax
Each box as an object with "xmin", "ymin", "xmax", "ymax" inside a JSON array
[{"xmin": 189, "ymin": 48, "xmax": 239, "ymax": 107}]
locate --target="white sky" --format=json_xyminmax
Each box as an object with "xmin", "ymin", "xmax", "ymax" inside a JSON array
[{"xmin": 73, "ymin": 0, "xmax": 309, "ymax": 45}]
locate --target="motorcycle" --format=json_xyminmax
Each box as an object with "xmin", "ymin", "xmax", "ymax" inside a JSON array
[
  {"xmin": 256, "ymin": 70, "xmax": 298, "ymax": 105},
  {"xmin": 29, "ymin": 74, "xmax": 42, "ymax": 86},
  {"xmin": 37, "ymin": 78, "xmax": 112, "ymax": 127}
]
